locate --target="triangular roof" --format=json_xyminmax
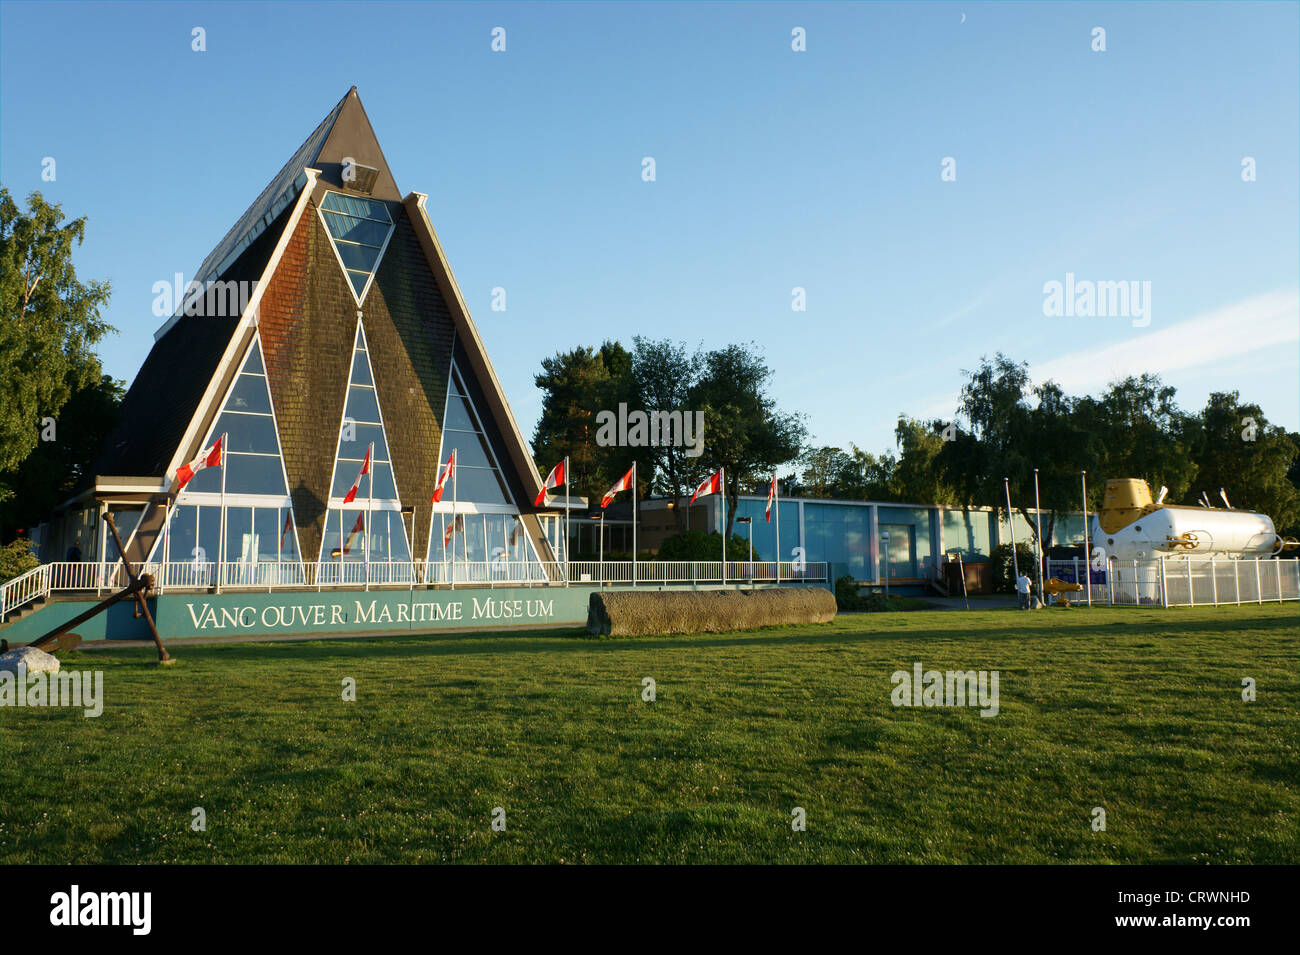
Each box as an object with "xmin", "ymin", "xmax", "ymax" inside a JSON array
[
  {"xmin": 156, "ymin": 87, "xmax": 401, "ymax": 341},
  {"xmin": 92, "ymin": 89, "xmax": 548, "ymax": 554}
]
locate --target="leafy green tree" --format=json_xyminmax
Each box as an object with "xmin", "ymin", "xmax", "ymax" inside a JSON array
[
  {"xmin": 890, "ymin": 417, "xmax": 960, "ymax": 506},
  {"xmin": 630, "ymin": 336, "xmax": 699, "ymax": 528},
  {"xmin": 0, "ymin": 189, "xmax": 113, "ymax": 496},
  {"xmin": 1075, "ymin": 374, "xmax": 1195, "ymax": 506},
  {"xmin": 0, "ymin": 374, "xmax": 123, "ymax": 540},
  {"xmin": 531, "ymin": 341, "xmax": 631, "ymax": 503},
  {"xmin": 834, "ymin": 443, "xmax": 895, "ymax": 500},
  {"xmin": 940, "ymin": 357, "xmax": 1090, "ymax": 548},
  {"xmin": 1182, "ymin": 392, "xmax": 1299, "ymax": 530},
  {"xmin": 688, "ymin": 343, "xmax": 806, "ymax": 538},
  {"xmin": 797, "ymin": 446, "xmax": 849, "ymax": 498}
]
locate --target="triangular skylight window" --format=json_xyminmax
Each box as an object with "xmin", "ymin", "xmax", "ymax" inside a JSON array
[
  {"xmin": 319, "ymin": 320, "xmax": 412, "ymax": 569},
  {"xmin": 178, "ymin": 338, "xmax": 295, "ymax": 499},
  {"xmin": 319, "ymin": 191, "xmax": 394, "ymax": 301},
  {"xmin": 151, "ymin": 334, "xmax": 302, "ymax": 571},
  {"xmin": 437, "ymin": 363, "xmax": 513, "ymax": 507},
  {"xmin": 425, "ymin": 363, "xmax": 545, "ymax": 578}
]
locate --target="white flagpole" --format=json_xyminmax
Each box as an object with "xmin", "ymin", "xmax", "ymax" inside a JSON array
[
  {"xmin": 365, "ymin": 442, "xmax": 373, "ymax": 587},
  {"xmin": 425, "ymin": 502, "xmax": 434, "ymax": 586},
  {"xmin": 1033, "ymin": 467, "xmax": 1044, "ymax": 599},
  {"xmin": 1004, "ymin": 477, "xmax": 1019, "ymax": 582},
  {"xmin": 632, "ymin": 461, "xmax": 638, "ymax": 588},
  {"xmin": 1081, "ymin": 470, "xmax": 1092, "ymax": 608},
  {"xmin": 217, "ymin": 432, "xmax": 228, "ymax": 593},
  {"xmin": 774, "ymin": 472, "xmax": 781, "ymax": 586},
  {"xmin": 564, "ymin": 455, "xmax": 570, "ymax": 588},
  {"xmin": 721, "ymin": 467, "xmax": 727, "ymax": 587},
  {"xmin": 451, "ymin": 452, "xmax": 457, "ymax": 591}
]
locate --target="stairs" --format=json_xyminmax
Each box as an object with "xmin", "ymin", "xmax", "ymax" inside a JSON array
[{"xmin": 1, "ymin": 595, "xmax": 48, "ymax": 627}]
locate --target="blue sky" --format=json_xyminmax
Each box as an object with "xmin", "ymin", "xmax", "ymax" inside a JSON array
[{"xmin": 2, "ymin": 0, "xmax": 1297, "ymax": 460}]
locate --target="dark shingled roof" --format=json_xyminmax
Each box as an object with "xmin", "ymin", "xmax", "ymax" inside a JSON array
[
  {"xmin": 91, "ymin": 200, "xmax": 293, "ymax": 481},
  {"xmin": 91, "ymin": 88, "xmax": 401, "ymax": 486}
]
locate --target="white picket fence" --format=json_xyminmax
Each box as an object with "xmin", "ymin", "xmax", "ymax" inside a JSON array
[
  {"xmin": 1, "ymin": 559, "xmax": 829, "ymax": 618},
  {"xmin": 1045, "ymin": 556, "xmax": 1299, "ymax": 607}
]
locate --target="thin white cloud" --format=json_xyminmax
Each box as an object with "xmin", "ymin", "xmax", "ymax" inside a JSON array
[
  {"xmin": 897, "ymin": 289, "xmax": 1299, "ymax": 430},
  {"xmin": 1033, "ymin": 289, "xmax": 1300, "ymax": 394}
]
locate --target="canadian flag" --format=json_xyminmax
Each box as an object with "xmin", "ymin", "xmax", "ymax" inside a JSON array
[
  {"xmin": 175, "ymin": 437, "xmax": 223, "ymax": 489},
  {"xmin": 431, "ymin": 449, "xmax": 455, "ymax": 503},
  {"xmin": 342, "ymin": 512, "xmax": 365, "ymax": 554},
  {"xmin": 601, "ymin": 465, "xmax": 635, "ymax": 509},
  {"xmin": 765, "ymin": 472, "xmax": 777, "ymax": 523},
  {"xmin": 690, "ymin": 470, "xmax": 722, "ymax": 507},
  {"xmin": 535, "ymin": 459, "xmax": 566, "ymax": 506},
  {"xmin": 443, "ymin": 513, "xmax": 464, "ymax": 547},
  {"xmin": 342, "ymin": 444, "xmax": 372, "ymax": 504}
]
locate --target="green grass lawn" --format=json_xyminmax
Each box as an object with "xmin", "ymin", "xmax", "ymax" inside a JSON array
[{"xmin": 2, "ymin": 604, "xmax": 1296, "ymax": 864}]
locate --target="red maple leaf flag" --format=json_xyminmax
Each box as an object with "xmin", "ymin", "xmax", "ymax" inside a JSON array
[
  {"xmin": 601, "ymin": 465, "xmax": 635, "ymax": 509},
  {"xmin": 765, "ymin": 472, "xmax": 777, "ymax": 523},
  {"xmin": 175, "ymin": 437, "xmax": 223, "ymax": 489},
  {"xmin": 690, "ymin": 470, "xmax": 722, "ymax": 507},
  {"xmin": 431, "ymin": 449, "xmax": 455, "ymax": 503},
  {"xmin": 342, "ymin": 512, "xmax": 365, "ymax": 554},
  {"xmin": 535, "ymin": 459, "xmax": 566, "ymax": 506},
  {"xmin": 443, "ymin": 513, "xmax": 464, "ymax": 547},
  {"xmin": 342, "ymin": 444, "xmax": 372, "ymax": 504}
]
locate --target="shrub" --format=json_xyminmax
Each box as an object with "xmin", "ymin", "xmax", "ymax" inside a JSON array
[
  {"xmin": 655, "ymin": 529, "xmax": 755, "ymax": 562},
  {"xmin": 586, "ymin": 587, "xmax": 836, "ymax": 637},
  {"xmin": 989, "ymin": 542, "xmax": 1038, "ymax": 593},
  {"xmin": 0, "ymin": 538, "xmax": 40, "ymax": 584},
  {"xmin": 834, "ymin": 574, "xmax": 864, "ymax": 611}
]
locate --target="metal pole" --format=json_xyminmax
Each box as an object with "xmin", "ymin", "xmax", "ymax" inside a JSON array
[
  {"xmin": 598, "ymin": 513, "xmax": 604, "ymax": 586},
  {"xmin": 450, "ymin": 456, "xmax": 457, "ymax": 591},
  {"xmin": 564, "ymin": 455, "xmax": 570, "ymax": 588},
  {"xmin": 365, "ymin": 442, "xmax": 373, "ymax": 592},
  {"xmin": 1003, "ymin": 477, "xmax": 1019, "ymax": 581},
  {"xmin": 721, "ymin": 467, "xmax": 726, "ymax": 587},
  {"xmin": 1033, "ymin": 467, "xmax": 1044, "ymax": 600},
  {"xmin": 626, "ymin": 462, "xmax": 631, "ymax": 587},
  {"xmin": 426, "ymin": 503, "xmax": 435, "ymax": 586},
  {"xmin": 217, "ymin": 432, "xmax": 228, "ymax": 593},
  {"xmin": 774, "ymin": 473, "xmax": 781, "ymax": 587},
  {"xmin": 882, "ymin": 533, "xmax": 890, "ymax": 598},
  {"xmin": 957, "ymin": 551, "xmax": 969, "ymax": 610},
  {"xmin": 1081, "ymin": 470, "xmax": 1092, "ymax": 607}
]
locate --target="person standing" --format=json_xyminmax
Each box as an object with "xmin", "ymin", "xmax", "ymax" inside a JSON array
[
  {"xmin": 66, "ymin": 538, "xmax": 82, "ymax": 562},
  {"xmin": 1016, "ymin": 571, "xmax": 1032, "ymax": 610}
]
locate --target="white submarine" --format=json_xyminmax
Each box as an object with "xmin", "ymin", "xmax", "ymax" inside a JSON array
[{"xmin": 1093, "ymin": 478, "xmax": 1284, "ymax": 561}]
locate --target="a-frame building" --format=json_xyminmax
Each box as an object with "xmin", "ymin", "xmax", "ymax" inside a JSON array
[{"xmin": 51, "ymin": 88, "xmax": 559, "ymax": 580}]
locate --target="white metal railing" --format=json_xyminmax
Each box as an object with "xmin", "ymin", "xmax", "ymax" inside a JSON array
[
  {"xmin": 9, "ymin": 558, "xmax": 828, "ymax": 604},
  {"xmin": 1045, "ymin": 556, "xmax": 1298, "ymax": 607},
  {"xmin": 0, "ymin": 563, "xmax": 51, "ymax": 618}
]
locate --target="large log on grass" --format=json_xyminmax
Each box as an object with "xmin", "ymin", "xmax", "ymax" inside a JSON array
[{"xmin": 586, "ymin": 587, "xmax": 837, "ymax": 637}]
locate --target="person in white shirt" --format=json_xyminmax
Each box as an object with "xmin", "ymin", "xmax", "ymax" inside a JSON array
[{"xmin": 1016, "ymin": 572, "xmax": 1032, "ymax": 610}]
